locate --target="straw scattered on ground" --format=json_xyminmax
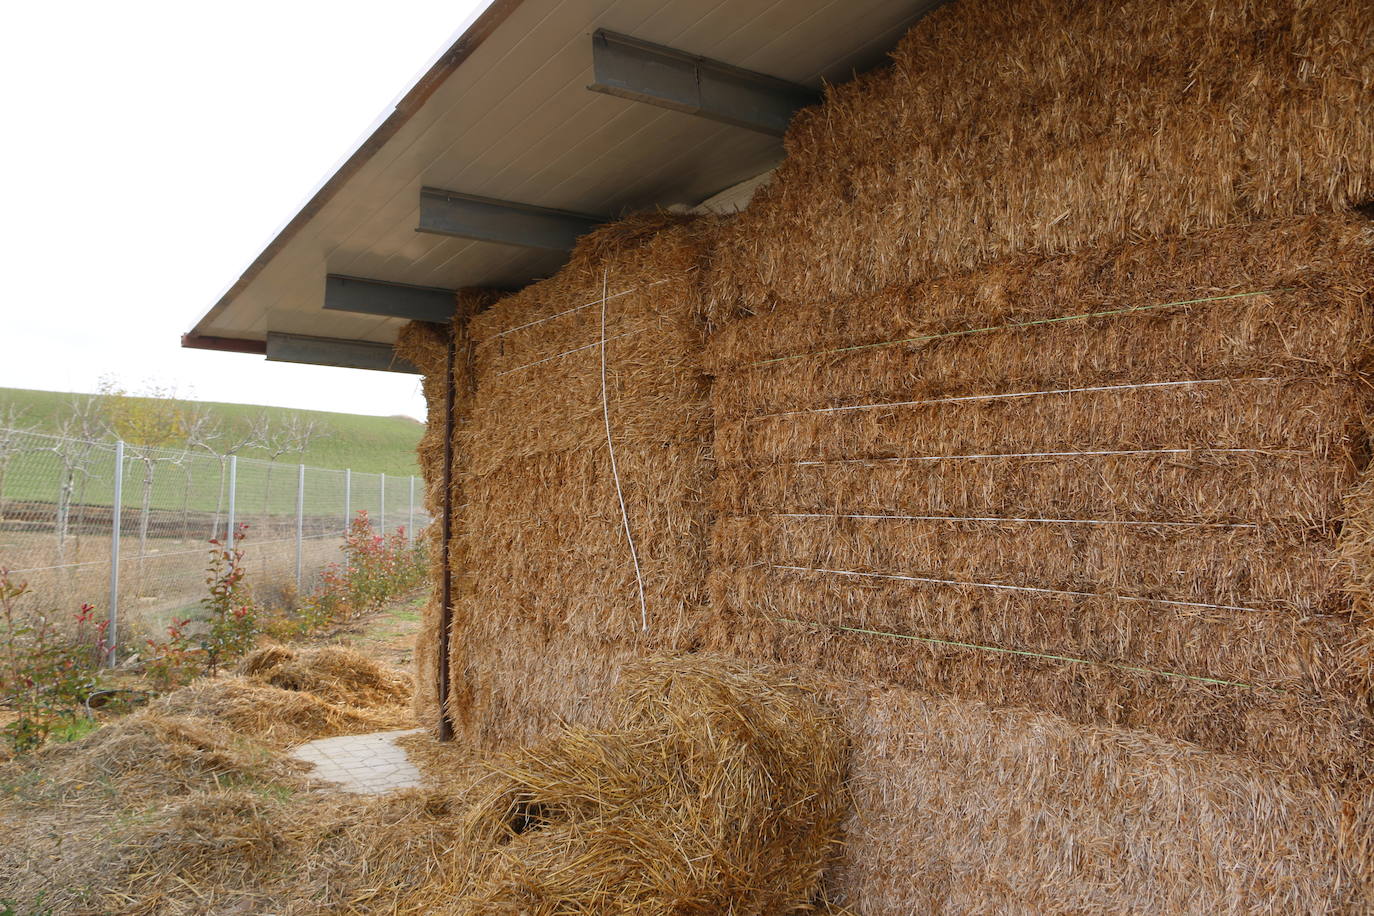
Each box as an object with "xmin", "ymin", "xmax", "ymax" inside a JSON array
[{"xmin": 0, "ymin": 654, "xmax": 850, "ymax": 916}]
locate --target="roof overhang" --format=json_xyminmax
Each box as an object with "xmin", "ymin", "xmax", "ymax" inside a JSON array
[{"xmin": 184, "ymin": 0, "xmax": 944, "ymax": 368}]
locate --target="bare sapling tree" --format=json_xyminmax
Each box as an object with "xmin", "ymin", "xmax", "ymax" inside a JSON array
[
  {"xmin": 0, "ymin": 403, "xmax": 31, "ymax": 525},
  {"xmin": 249, "ymin": 413, "xmax": 322, "ymax": 518},
  {"xmin": 46, "ymin": 396, "xmax": 104, "ymax": 562},
  {"xmin": 96, "ymin": 379, "xmax": 190, "ymax": 564},
  {"xmin": 185, "ymin": 409, "xmax": 263, "ymax": 540}
]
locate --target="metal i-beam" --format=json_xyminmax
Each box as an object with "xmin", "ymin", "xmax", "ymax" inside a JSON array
[
  {"xmin": 588, "ymin": 29, "xmax": 820, "ymax": 137},
  {"xmin": 265, "ymin": 332, "xmax": 419, "ymax": 374},
  {"xmin": 324, "ymin": 274, "xmax": 456, "ymax": 323},
  {"xmin": 418, "ymin": 187, "xmax": 604, "ymax": 251},
  {"xmin": 181, "ymin": 333, "xmax": 268, "ymax": 355}
]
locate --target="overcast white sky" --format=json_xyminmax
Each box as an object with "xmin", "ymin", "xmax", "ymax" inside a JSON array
[{"xmin": 0, "ymin": 0, "xmax": 488, "ymax": 420}]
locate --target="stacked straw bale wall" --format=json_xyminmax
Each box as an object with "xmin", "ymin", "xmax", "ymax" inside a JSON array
[
  {"xmin": 704, "ymin": 216, "xmax": 1374, "ymax": 781},
  {"xmin": 400, "ymin": 0, "xmax": 1374, "ymax": 909},
  {"xmin": 707, "ymin": 0, "xmax": 1374, "ymax": 322}
]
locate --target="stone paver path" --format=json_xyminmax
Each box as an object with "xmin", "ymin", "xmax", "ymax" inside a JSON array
[{"xmin": 290, "ymin": 728, "xmax": 424, "ymax": 794}]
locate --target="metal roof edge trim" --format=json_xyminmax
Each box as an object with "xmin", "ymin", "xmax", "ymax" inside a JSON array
[{"xmin": 182, "ymin": 0, "xmax": 526, "ymax": 351}]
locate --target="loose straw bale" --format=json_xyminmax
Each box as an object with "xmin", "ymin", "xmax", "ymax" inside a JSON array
[
  {"xmin": 707, "ymin": 0, "xmax": 1374, "ymax": 319},
  {"xmin": 449, "ymin": 654, "xmax": 848, "ymax": 914}
]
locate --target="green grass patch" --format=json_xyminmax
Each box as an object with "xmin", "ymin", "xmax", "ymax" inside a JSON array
[
  {"xmin": 0, "ymin": 386, "xmax": 423, "ymax": 475},
  {"xmin": 0, "ymin": 386, "xmax": 426, "ymax": 513},
  {"xmin": 46, "ymin": 717, "xmax": 99, "ymax": 745}
]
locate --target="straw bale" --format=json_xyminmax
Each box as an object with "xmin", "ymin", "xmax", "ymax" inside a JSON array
[
  {"xmin": 464, "ymin": 218, "xmax": 712, "ymax": 467},
  {"xmin": 715, "ymin": 377, "xmax": 1366, "ymax": 467},
  {"xmin": 705, "ymin": 215, "xmax": 1374, "ymax": 373},
  {"xmin": 714, "ymin": 513, "xmax": 1338, "ymax": 611},
  {"xmin": 710, "ymin": 509, "xmax": 1353, "ymax": 695},
  {"xmin": 705, "ymin": 616, "xmax": 1372, "ymax": 782},
  {"xmin": 457, "ymin": 449, "xmax": 712, "ymax": 651},
  {"xmin": 707, "ymin": 0, "xmax": 1374, "ymax": 319},
  {"xmin": 712, "ymin": 289, "xmax": 1367, "ymax": 421},
  {"xmin": 825, "ymin": 684, "xmax": 1364, "ymax": 913},
  {"xmin": 713, "ymin": 452, "xmax": 1353, "ymax": 525},
  {"xmin": 1339, "ymin": 463, "xmax": 1374, "ymax": 678},
  {"xmin": 712, "ymin": 564, "xmax": 1346, "ymax": 692}
]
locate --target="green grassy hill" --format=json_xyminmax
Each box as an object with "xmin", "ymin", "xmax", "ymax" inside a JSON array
[{"xmin": 0, "ymin": 387, "xmax": 424, "ymax": 476}]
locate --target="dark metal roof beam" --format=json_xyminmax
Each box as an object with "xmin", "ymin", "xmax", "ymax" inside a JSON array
[
  {"xmin": 181, "ymin": 333, "xmax": 268, "ymax": 355},
  {"xmin": 417, "ymin": 187, "xmax": 604, "ymax": 251},
  {"xmin": 588, "ymin": 29, "xmax": 820, "ymax": 137},
  {"xmin": 324, "ymin": 274, "xmax": 456, "ymax": 323},
  {"xmin": 265, "ymin": 332, "xmax": 419, "ymax": 374}
]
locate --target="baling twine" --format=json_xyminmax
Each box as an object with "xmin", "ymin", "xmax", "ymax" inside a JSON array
[{"xmin": 600, "ymin": 267, "xmax": 649, "ymax": 631}]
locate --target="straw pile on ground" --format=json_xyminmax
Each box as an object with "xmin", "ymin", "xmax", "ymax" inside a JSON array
[
  {"xmin": 707, "ymin": 0, "xmax": 1374, "ymax": 321},
  {"xmin": 235, "ymin": 643, "xmax": 412, "ymax": 709},
  {"xmin": 402, "ymin": 213, "xmax": 719, "ymax": 747},
  {"xmin": 0, "ymin": 654, "xmax": 847, "ymax": 915}
]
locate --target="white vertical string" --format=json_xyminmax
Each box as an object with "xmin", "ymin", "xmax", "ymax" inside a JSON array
[{"xmin": 600, "ymin": 266, "xmax": 648, "ymax": 631}]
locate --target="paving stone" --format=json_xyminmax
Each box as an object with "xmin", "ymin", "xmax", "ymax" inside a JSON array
[{"xmin": 289, "ymin": 728, "xmax": 424, "ymax": 795}]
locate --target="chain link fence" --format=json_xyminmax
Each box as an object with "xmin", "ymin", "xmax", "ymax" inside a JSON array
[{"xmin": 0, "ymin": 427, "xmax": 427, "ymax": 662}]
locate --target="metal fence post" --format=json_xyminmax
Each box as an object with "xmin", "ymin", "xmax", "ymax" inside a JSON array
[
  {"xmin": 380, "ymin": 472, "xmax": 387, "ymax": 535},
  {"xmin": 226, "ymin": 455, "xmax": 237, "ymax": 553},
  {"xmin": 407, "ymin": 475, "xmax": 415, "ymax": 546},
  {"xmin": 295, "ymin": 463, "xmax": 305, "ymax": 590},
  {"xmin": 107, "ymin": 440, "xmax": 124, "ymax": 667},
  {"xmin": 344, "ymin": 467, "xmax": 351, "ymax": 534}
]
